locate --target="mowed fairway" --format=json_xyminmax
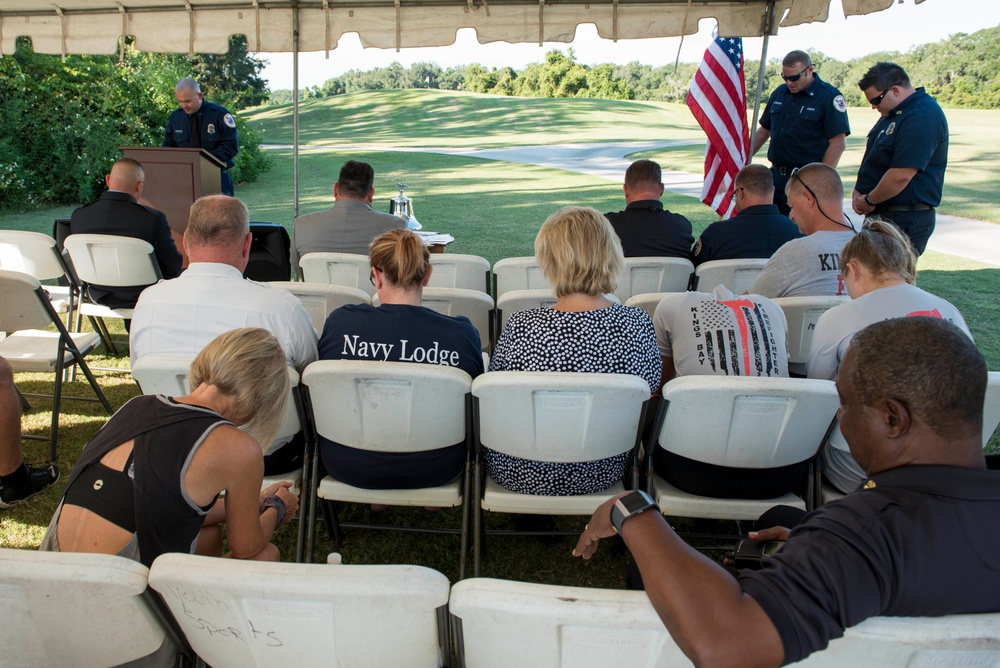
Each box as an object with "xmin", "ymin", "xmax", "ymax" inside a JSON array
[{"xmin": 0, "ymin": 89, "xmax": 997, "ymax": 579}]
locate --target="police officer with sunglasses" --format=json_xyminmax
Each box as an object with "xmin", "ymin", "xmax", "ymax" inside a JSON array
[{"xmin": 751, "ymin": 51, "xmax": 851, "ymax": 216}]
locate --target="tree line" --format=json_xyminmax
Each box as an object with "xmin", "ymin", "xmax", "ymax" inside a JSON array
[
  {"xmin": 0, "ymin": 36, "xmax": 272, "ymax": 211},
  {"xmin": 273, "ymin": 24, "xmax": 1000, "ymax": 110}
]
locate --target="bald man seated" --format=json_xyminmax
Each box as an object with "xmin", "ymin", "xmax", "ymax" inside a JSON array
[
  {"xmin": 574, "ymin": 316, "xmax": 1000, "ymax": 666},
  {"xmin": 69, "ymin": 158, "xmax": 182, "ymax": 308}
]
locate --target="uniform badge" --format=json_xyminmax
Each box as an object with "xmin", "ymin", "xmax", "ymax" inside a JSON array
[
  {"xmin": 223, "ymin": 113, "xmax": 237, "ymax": 129},
  {"xmin": 207, "ymin": 124, "xmax": 216, "ymax": 135},
  {"xmin": 887, "ymin": 122, "xmax": 896, "ymax": 135},
  {"xmin": 833, "ymin": 95, "xmax": 847, "ymax": 113},
  {"xmin": 692, "ymin": 238, "xmax": 703, "ymax": 257}
]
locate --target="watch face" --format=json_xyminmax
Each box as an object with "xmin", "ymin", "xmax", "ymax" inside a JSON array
[{"xmin": 619, "ymin": 491, "xmax": 655, "ymax": 514}]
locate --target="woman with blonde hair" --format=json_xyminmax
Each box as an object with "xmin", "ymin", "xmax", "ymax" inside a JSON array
[
  {"xmin": 807, "ymin": 218, "xmax": 972, "ymax": 493},
  {"xmin": 317, "ymin": 227, "xmax": 483, "ymax": 490},
  {"xmin": 488, "ymin": 206, "xmax": 660, "ymax": 496},
  {"xmin": 40, "ymin": 328, "xmax": 299, "ymax": 565}
]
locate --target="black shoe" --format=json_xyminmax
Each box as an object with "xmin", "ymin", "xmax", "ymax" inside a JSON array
[{"xmin": 0, "ymin": 464, "xmax": 60, "ymax": 508}]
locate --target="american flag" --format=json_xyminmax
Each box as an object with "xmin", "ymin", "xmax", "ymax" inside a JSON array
[{"xmin": 686, "ymin": 29, "xmax": 750, "ymax": 218}]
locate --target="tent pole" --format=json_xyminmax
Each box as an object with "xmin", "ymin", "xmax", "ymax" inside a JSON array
[
  {"xmin": 750, "ymin": 0, "xmax": 775, "ymax": 132},
  {"xmin": 293, "ymin": 3, "xmax": 301, "ymax": 218}
]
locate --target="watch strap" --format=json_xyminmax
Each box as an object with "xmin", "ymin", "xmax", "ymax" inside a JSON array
[{"xmin": 610, "ymin": 491, "xmax": 658, "ymax": 534}]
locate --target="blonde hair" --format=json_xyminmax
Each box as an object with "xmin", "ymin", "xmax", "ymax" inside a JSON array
[
  {"xmin": 841, "ymin": 217, "xmax": 917, "ymax": 285},
  {"xmin": 535, "ymin": 206, "xmax": 623, "ymax": 298},
  {"xmin": 368, "ymin": 228, "xmax": 430, "ymax": 290},
  {"xmin": 185, "ymin": 195, "xmax": 249, "ymax": 248},
  {"xmin": 189, "ymin": 328, "xmax": 290, "ymax": 451}
]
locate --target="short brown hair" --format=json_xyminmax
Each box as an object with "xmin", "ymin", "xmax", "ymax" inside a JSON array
[
  {"xmin": 369, "ymin": 228, "xmax": 430, "ymax": 290},
  {"xmin": 782, "ymin": 50, "xmax": 812, "ymax": 68},
  {"xmin": 841, "ymin": 217, "xmax": 916, "ymax": 285},
  {"xmin": 787, "ymin": 162, "xmax": 843, "ymax": 204},
  {"xmin": 337, "ymin": 160, "xmax": 375, "ymax": 199},
  {"xmin": 535, "ymin": 206, "xmax": 623, "ymax": 298},
  {"xmin": 735, "ymin": 164, "xmax": 774, "ymax": 197},
  {"xmin": 624, "ymin": 160, "xmax": 661, "ymax": 190},
  {"xmin": 185, "ymin": 195, "xmax": 249, "ymax": 248}
]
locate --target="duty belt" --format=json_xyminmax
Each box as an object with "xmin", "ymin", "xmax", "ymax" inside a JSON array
[
  {"xmin": 874, "ymin": 203, "xmax": 934, "ymax": 212},
  {"xmin": 771, "ymin": 165, "xmax": 799, "ymax": 176}
]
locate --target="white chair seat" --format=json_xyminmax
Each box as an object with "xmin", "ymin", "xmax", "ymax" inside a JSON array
[
  {"xmin": 651, "ymin": 472, "xmax": 804, "ymax": 520},
  {"xmin": 481, "ymin": 478, "xmax": 626, "ymax": 514},
  {"xmin": 262, "ymin": 470, "xmax": 303, "ymax": 497},
  {"xmin": 319, "ymin": 474, "xmax": 463, "ymax": 508},
  {"xmin": 78, "ymin": 302, "xmax": 135, "ymax": 320},
  {"xmin": 0, "ymin": 330, "xmax": 102, "ymax": 372}
]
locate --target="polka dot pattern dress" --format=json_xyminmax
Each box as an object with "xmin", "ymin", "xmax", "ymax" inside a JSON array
[{"xmin": 486, "ymin": 304, "xmax": 661, "ymax": 495}]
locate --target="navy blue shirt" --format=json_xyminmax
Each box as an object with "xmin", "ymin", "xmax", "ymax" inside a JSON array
[
  {"xmin": 692, "ymin": 204, "xmax": 803, "ymax": 266},
  {"xmin": 605, "ymin": 200, "xmax": 694, "ymax": 259},
  {"xmin": 760, "ymin": 74, "xmax": 851, "ymax": 168},
  {"xmin": 855, "ymin": 88, "xmax": 948, "ymax": 207},
  {"xmin": 163, "ymin": 101, "xmax": 239, "ymax": 169}
]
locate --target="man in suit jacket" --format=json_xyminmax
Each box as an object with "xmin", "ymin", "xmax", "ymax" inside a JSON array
[
  {"xmin": 69, "ymin": 158, "xmax": 182, "ymax": 308},
  {"xmin": 290, "ymin": 160, "xmax": 403, "ymax": 277}
]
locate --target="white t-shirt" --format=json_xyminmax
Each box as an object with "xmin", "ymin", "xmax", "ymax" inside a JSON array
[
  {"xmin": 807, "ymin": 283, "xmax": 971, "ymax": 381},
  {"xmin": 748, "ymin": 230, "xmax": 855, "ymax": 298},
  {"xmin": 653, "ymin": 285, "xmax": 788, "ymax": 378}
]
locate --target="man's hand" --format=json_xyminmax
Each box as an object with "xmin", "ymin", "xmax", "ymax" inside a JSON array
[
  {"xmin": 572, "ymin": 493, "xmax": 627, "ymax": 560},
  {"xmin": 852, "ymin": 189, "xmax": 874, "ymax": 216},
  {"xmin": 749, "ymin": 526, "xmax": 791, "ymax": 542}
]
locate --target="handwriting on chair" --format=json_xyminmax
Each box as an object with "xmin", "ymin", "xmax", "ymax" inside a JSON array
[{"xmin": 163, "ymin": 585, "xmax": 283, "ymax": 647}]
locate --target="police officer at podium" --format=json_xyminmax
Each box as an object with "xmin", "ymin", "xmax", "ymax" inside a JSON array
[{"xmin": 164, "ymin": 78, "xmax": 239, "ymax": 196}]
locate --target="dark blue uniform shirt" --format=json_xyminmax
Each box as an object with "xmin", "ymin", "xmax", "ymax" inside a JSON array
[
  {"xmin": 691, "ymin": 204, "xmax": 803, "ymax": 266},
  {"xmin": 760, "ymin": 74, "xmax": 851, "ymax": 169},
  {"xmin": 855, "ymin": 88, "xmax": 948, "ymax": 207},
  {"xmin": 164, "ymin": 101, "xmax": 239, "ymax": 194},
  {"xmin": 605, "ymin": 200, "xmax": 694, "ymax": 259}
]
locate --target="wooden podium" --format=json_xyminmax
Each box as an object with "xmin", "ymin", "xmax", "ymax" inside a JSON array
[{"xmin": 119, "ymin": 146, "xmax": 225, "ymax": 262}]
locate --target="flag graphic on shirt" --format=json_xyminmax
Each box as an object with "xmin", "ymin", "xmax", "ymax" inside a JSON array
[{"xmin": 696, "ymin": 297, "xmax": 780, "ymax": 376}]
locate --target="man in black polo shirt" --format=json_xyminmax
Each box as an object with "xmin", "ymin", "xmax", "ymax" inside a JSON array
[
  {"xmin": 605, "ymin": 159, "xmax": 694, "ymax": 259},
  {"xmin": 851, "ymin": 62, "xmax": 948, "ymax": 255},
  {"xmin": 751, "ymin": 50, "xmax": 851, "ymax": 215},
  {"xmin": 692, "ymin": 165, "xmax": 802, "ymax": 266},
  {"xmin": 574, "ymin": 316, "xmax": 1000, "ymax": 666}
]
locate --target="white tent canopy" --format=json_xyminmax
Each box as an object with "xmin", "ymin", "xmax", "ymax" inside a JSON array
[{"xmin": 1, "ymin": 0, "xmax": 919, "ymax": 56}]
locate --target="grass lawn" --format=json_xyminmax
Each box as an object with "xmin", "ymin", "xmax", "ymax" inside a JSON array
[{"xmin": 1, "ymin": 90, "xmax": 997, "ymax": 584}]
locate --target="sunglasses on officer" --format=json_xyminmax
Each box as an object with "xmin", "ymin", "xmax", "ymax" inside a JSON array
[
  {"xmin": 781, "ymin": 66, "xmax": 810, "ymax": 82},
  {"xmin": 867, "ymin": 90, "xmax": 889, "ymax": 106}
]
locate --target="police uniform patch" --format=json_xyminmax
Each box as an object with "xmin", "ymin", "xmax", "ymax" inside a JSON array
[
  {"xmin": 887, "ymin": 122, "xmax": 896, "ymax": 135},
  {"xmin": 833, "ymin": 95, "xmax": 847, "ymax": 113},
  {"xmin": 693, "ymin": 237, "xmax": 703, "ymax": 258},
  {"xmin": 207, "ymin": 124, "xmax": 216, "ymax": 135},
  {"xmin": 223, "ymin": 113, "xmax": 236, "ymax": 129}
]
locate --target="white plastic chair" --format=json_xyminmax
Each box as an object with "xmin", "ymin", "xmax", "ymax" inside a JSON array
[
  {"xmin": 301, "ymin": 360, "xmax": 473, "ymax": 574},
  {"xmin": 0, "ymin": 269, "xmax": 113, "ymax": 460},
  {"xmin": 63, "ymin": 233, "xmax": 163, "ymax": 355},
  {"xmin": 693, "ymin": 258, "xmax": 769, "ymax": 293},
  {"xmin": 0, "ymin": 230, "xmax": 76, "ymax": 326},
  {"xmin": 148, "ymin": 552, "xmax": 450, "ymax": 668},
  {"xmin": 299, "ymin": 251, "xmax": 374, "ymax": 297},
  {"xmin": 613, "ymin": 256, "xmax": 694, "ymax": 302},
  {"xmin": 773, "ymin": 295, "xmax": 850, "ymax": 373},
  {"xmin": 798, "ymin": 613, "xmax": 1000, "ymax": 666},
  {"xmin": 450, "ymin": 578, "xmax": 688, "ymax": 667},
  {"xmin": 648, "ymin": 375, "xmax": 839, "ymax": 520},
  {"xmin": 471, "ymin": 371, "xmax": 650, "ymax": 575},
  {"xmin": 428, "ymin": 253, "xmax": 491, "ymax": 293},
  {"xmin": 492, "ymin": 256, "xmax": 550, "ymax": 299},
  {"xmin": 268, "ymin": 281, "xmax": 371, "ymax": 333},
  {"xmin": 624, "ymin": 292, "xmax": 678, "ymax": 320},
  {"xmin": 374, "ymin": 286, "xmax": 495, "ymax": 353},
  {"xmin": 0, "ymin": 547, "xmax": 186, "ymax": 668}
]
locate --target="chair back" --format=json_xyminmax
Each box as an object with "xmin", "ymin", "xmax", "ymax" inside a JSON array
[
  {"xmin": 657, "ymin": 375, "xmax": 838, "ymax": 469},
  {"xmin": 0, "ymin": 230, "xmax": 69, "ymax": 283},
  {"xmin": 0, "ymin": 270, "xmax": 58, "ymax": 331},
  {"xmin": 798, "ymin": 613, "xmax": 1000, "ymax": 666},
  {"xmin": 492, "ymin": 256, "xmax": 550, "ymax": 298},
  {"xmin": 302, "ymin": 360, "xmax": 471, "ymax": 453},
  {"xmin": 427, "ymin": 253, "xmax": 490, "ymax": 293},
  {"xmin": 985, "ymin": 371, "xmax": 1000, "ymax": 448},
  {"xmin": 374, "ymin": 287, "xmax": 494, "ymax": 353},
  {"xmin": 450, "ymin": 578, "xmax": 687, "ymax": 668},
  {"xmin": 149, "ymin": 553, "xmax": 449, "ymax": 668},
  {"xmin": 0, "ymin": 547, "xmax": 181, "ymax": 668},
  {"xmin": 774, "ymin": 296, "xmax": 850, "ymax": 365},
  {"xmin": 693, "ymin": 258, "xmax": 769, "ymax": 293},
  {"xmin": 299, "ymin": 252, "xmax": 374, "ymax": 297},
  {"xmin": 472, "ymin": 371, "xmax": 649, "ymax": 463},
  {"xmin": 624, "ymin": 292, "xmax": 677, "ymax": 320},
  {"xmin": 495, "ymin": 290, "xmax": 621, "ymax": 337},
  {"xmin": 614, "ymin": 257, "xmax": 693, "ymax": 302},
  {"xmin": 63, "ymin": 234, "xmax": 162, "ymax": 287},
  {"xmin": 268, "ymin": 281, "xmax": 370, "ymax": 333}
]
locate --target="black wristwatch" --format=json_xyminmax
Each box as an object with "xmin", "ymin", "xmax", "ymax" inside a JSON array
[
  {"xmin": 610, "ymin": 491, "xmax": 659, "ymax": 534},
  {"xmin": 864, "ymin": 193, "xmax": 876, "ymax": 208}
]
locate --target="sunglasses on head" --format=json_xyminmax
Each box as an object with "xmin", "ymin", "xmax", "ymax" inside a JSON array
[
  {"xmin": 789, "ymin": 168, "xmax": 857, "ymax": 233},
  {"xmin": 781, "ymin": 66, "xmax": 810, "ymax": 82}
]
